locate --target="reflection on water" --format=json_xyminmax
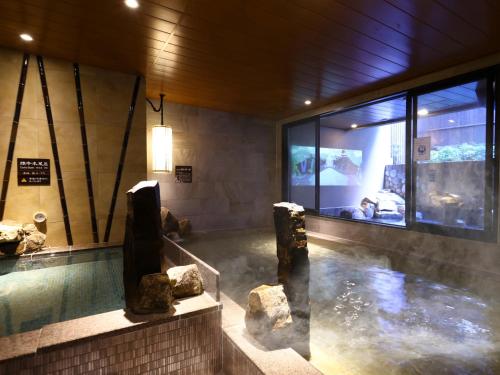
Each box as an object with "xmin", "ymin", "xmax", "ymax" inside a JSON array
[{"xmin": 183, "ymin": 229, "xmax": 500, "ymax": 375}]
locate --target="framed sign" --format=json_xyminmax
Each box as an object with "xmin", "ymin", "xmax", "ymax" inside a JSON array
[
  {"xmin": 413, "ymin": 137, "xmax": 431, "ymax": 161},
  {"xmin": 175, "ymin": 166, "xmax": 192, "ymax": 183},
  {"xmin": 17, "ymin": 158, "xmax": 50, "ymax": 186}
]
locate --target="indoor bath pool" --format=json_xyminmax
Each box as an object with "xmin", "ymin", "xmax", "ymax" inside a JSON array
[
  {"xmin": 183, "ymin": 229, "xmax": 500, "ymax": 375},
  {"xmin": 0, "ymin": 248, "xmax": 124, "ymax": 337}
]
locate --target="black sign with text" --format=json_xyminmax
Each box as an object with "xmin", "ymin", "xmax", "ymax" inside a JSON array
[
  {"xmin": 175, "ymin": 165, "xmax": 192, "ymax": 183},
  {"xmin": 17, "ymin": 158, "xmax": 50, "ymax": 186}
]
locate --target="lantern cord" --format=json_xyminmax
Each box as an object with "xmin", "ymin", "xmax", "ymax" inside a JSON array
[{"xmin": 146, "ymin": 93, "xmax": 164, "ymax": 125}]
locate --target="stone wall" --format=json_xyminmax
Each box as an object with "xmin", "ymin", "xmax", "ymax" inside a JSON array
[
  {"xmin": 147, "ymin": 102, "xmax": 276, "ymax": 231},
  {"xmin": 0, "ymin": 47, "xmax": 147, "ymax": 246}
]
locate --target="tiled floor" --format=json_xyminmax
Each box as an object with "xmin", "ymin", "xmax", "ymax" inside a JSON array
[{"xmin": 183, "ymin": 229, "xmax": 500, "ymax": 375}]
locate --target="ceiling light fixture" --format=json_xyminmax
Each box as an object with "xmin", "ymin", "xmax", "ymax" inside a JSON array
[
  {"xmin": 351, "ymin": 123, "xmax": 358, "ymax": 129},
  {"xmin": 448, "ymin": 119, "xmax": 455, "ymax": 123},
  {"xmin": 417, "ymin": 108, "xmax": 429, "ymax": 116},
  {"xmin": 304, "ymin": 100, "xmax": 311, "ymax": 105},
  {"xmin": 124, "ymin": 0, "xmax": 139, "ymax": 9},
  {"xmin": 19, "ymin": 33, "xmax": 33, "ymax": 42}
]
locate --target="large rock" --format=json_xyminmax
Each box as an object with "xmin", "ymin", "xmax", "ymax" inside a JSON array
[
  {"xmin": 0, "ymin": 222, "xmax": 23, "ymax": 243},
  {"xmin": 160, "ymin": 207, "xmax": 179, "ymax": 235},
  {"xmin": 22, "ymin": 224, "xmax": 38, "ymax": 236},
  {"xmin": 245, "ymin": 284, "xmax": 292, "ymax": 340},
  {"xmin": 273, "ymin": 202, "xmax": 308, "ymax": 264},
  {"xmin": 25, "ymin": 232, "xmax": 46, "ymax": 253},
  {"xmin": 123, "ymin": 181, "xmax": 164, "ymax": 312},
  {"xmin": 178, "ymin": 218, "xmax": 191, "ymax": 237},
  {"xmin": 167, "ymin": 264, "xmax": 204, "ymax": 298},
  {"xmin": 274, "ymin": 202, "xmax": 311, "ymax": 359},
  {"xmin": 0, "ymin": 221, "xmax": 46, "ymax": 256},
  {"xmin": 135, "ymin": 273, "xmax": 174, "ymax": 314}
]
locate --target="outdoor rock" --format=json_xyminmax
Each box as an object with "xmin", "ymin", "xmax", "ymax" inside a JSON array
[
  {"xmin": 167, "ymin": 264, "xmax": 204, "ymax": 298},
  {"xmin": 135, "ymin": 273, "xmax": 174, "ymax": 314},
  {"xmin": 0, "ymin": 223, "xmax": 23, "ymax": 243},
  {"xmin": 245, "ymin": 284, "xmax": 292, "ymax": 339}
]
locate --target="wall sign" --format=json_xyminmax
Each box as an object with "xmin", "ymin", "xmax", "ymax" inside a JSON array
[
  {"xmin": 175, "ymin": 166, "xmax": 192, "ymax": 183},
  {"xmin": 17, "ymin": 158, "xmax": 50, "ymax": 186},
  {"xmin": 413, "ymin": 137, "xmax": 431, "ymax": 161}
]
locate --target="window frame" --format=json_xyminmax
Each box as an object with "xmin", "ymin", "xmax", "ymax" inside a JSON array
[
  {"xmin": 408, "ymin": 69, "xmax": 497, "ymax": 241},
  {"xmin": 281, "ymin": 65, "xmax": 499, "ymax": 242}
]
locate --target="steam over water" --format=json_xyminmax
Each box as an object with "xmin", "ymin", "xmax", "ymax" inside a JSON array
[{"xmin": 183, "ymin": 229, "xmax": 500, "ymax": 375}]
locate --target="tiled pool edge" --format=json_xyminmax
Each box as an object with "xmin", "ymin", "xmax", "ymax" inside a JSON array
[
  {"xmin": 163, "ymin": 236, "xmax": 322, "ymax": 375},
  {"xmin": 0, "ymin": 294, "xmax": 222, "ymax": 374},
  {"xmin": 220, "ymin": 293, "xmax": 322, "ymax": 375}
]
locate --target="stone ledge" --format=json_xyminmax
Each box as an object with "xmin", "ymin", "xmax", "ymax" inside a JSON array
[
  {"xmin": 0, "ymin": 292, "xmax": 220, "ymax": 364},
  {"xmin": 220, "ymin": 293, "xmax": 321, "ymax": 375}
]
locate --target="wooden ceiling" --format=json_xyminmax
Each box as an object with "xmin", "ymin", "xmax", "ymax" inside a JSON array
[{"xmin": 0, "ymin": 0, "xmax": 499, "ymax": 119}]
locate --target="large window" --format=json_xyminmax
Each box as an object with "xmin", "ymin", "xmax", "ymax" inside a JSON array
[
  {"xmin": 282, "ymin": 68, "xmax": 498, "ymax": 241},
  {"xmin": 412, "ymin": 78, "xmax": 496, "ymax": 238},
  {"xmin": 287, "ymin": 119, "xmax": 317, "ymax": 210},
  {"xmin": 319, "ymin": 96, "xmax": 407, "ymax": 226}
]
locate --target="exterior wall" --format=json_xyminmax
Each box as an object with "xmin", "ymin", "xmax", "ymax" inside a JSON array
[
  {"xmin": 147, "ymin": 102, "xmax": 277, "ymax": 231},
  {"xmin": 0, "ymin": 47, "xmax": 147, "ymax": 246}
]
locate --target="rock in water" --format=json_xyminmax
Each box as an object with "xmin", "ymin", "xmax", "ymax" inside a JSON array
[
  {"xmin": 123, "ymin": 181, "xmax": 164, "ymax": 312},
  {"xmin": 160, "ymin": 207, "xmax": 179, "ymax": 235},
  {"xmin": 167, "ymin": 264, "xmax": 204, "ymax": 298},
  {"xmin": 135, "ymin": 273, "xmax": 174, "ymax": 314},
  {"xmin": 273, "ymin": 202, "xmax": 308, "ymax": 264},
  {"xmin": 245, "ymin": 284, "xmax": 292, "ymax": 342},
  {"xmin": 0, "ymin": 222, "xmax": 23, "ymax": 243},
  {"xmin": 274, "ymin": 202, "xmax": 311, "ymax": 359},
  {"xmin": 178, "ymin": 218, "xmax": 191, "ymax": 237}
]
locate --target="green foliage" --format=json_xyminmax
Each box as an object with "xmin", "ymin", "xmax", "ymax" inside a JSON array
[{"xmin": 430, "ymin": 143, "xmax": 485, "ymax": 162}]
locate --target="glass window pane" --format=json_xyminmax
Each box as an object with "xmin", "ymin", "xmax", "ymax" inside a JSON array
[
  {"xmin": 319, "ymin": 96, "xmax": 407, "ymax": 226},
  {"xmin": 415, "ymin": 79, "xmax": 487, "ymax": 230},
  {"xmin": 288, "ymin": 120, "xmax": 316, "ymax": 209}
]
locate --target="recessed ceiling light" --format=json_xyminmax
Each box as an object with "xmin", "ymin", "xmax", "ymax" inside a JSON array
[
  {"xmin": 19, "ymin": 33, "xmax": 33, "ymax": 42},
  {"xmin": 304, "ymin": 100, "xmax": 311, "ymax": 105},
  {"xmin": 417, "ymin": 108, "xmax": 429, "ymax": 116},
  {"xmin": 448, "ymin": 119, "xmax": 455, "ymax": 123},
  {"xmin": 351, "ymin": 123, "xmax": 358, "ymax": 129},
  {"xmin": 124, "ymin": 0, "xmax": 139, "ymax": 8}
]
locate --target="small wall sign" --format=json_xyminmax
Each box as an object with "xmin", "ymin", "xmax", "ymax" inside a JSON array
[
  {"xmin": 413, "ymin": 137, "xmax": 431, "ymax": 161},
  {"xmin": 175, "ymin": 166, "xmax": 192, "ymax": 183},
  {"xmin": 17, "ymin": 158, "xmax": 50, "ymax": 186}
]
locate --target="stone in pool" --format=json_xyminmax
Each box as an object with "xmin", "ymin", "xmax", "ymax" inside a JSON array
[
  {"xmin": 245, "ymin": 284, "xmax": 292, "ymax": 344},
  {"xmin": 160, "ymin": 207, "xmax": 179, "ymax": 235},
  {"xmin": 167, "ymin": 264, "xmax": 204, "ymax": 298},
  {"xmin": 273, "ymin": 202, "xmax": 308, "ymax": 265},
  {"xmin": 123, "ymin": 181, "xmax": 163, "ymax": 310},
  {"xmin": 135, "ymin": 273, "xmax": 174, "ymax": 314}
]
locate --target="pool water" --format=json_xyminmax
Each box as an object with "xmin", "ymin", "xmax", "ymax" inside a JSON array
[
  {"xmin": 182, "ymin": 229, "xmax": 500, "ymax": 375},
  {"xmin": 0, "ymin": 248, "xmax": 124, "ymax": 337}
]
